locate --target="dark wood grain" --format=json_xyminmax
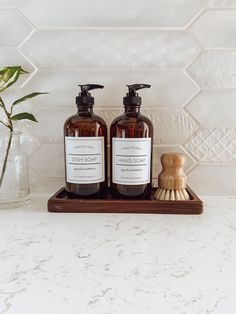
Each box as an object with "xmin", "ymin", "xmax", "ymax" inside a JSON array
[{"xmin": 48, "ymin": 186, "xmax": 203, "ymax": 214}]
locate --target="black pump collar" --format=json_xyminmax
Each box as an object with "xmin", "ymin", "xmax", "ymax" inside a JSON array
[
  {"xmin": 76, "ymin": 84, "xmax": 104, "ymax": 106},
  {"xmin": 123, "ymin": 84, "xmax": 151, "ymax": 106}
]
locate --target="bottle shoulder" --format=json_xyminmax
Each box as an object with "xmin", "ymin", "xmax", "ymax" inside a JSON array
[
  {"xmin": 92, "ymin": 113, "xmax": 107, "ymax": 126},
  {"xmin": 139, "ymin": 114, "xmax": 153, "ymax": 128},
  {"xmin": 64, "ymin": 112, "xmax": 107, "ymax": 127},
  {"xmin": 111, "ymin": 114, "xmax": 124, "ymax": 125},
  {"xmin": 111, "ymin": 113, "xmax": 153, "ymax": 128}
]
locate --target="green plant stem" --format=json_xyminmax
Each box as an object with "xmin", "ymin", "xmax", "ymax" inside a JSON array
[
  {"xmin": 0, "ymin": 97, "xmax": 9, "ymax": 119},
  {"xmin": 0, "ymin": 130, "xmax": 13, "ymax": 187},
  {"xmin": 0, "ymin": 98, "xmax": 13, "ymax": 188}
]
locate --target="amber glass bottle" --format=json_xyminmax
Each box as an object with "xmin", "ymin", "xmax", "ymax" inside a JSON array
[
  {"xmin": 64, "ymin": 84, "xmax": 107, "ymax": 197},
  {"xmin": 110, "ymin": 84, "xmax": 153, "ymax": 198}
]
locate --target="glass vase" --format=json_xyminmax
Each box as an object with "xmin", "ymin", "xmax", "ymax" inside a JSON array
[{"xmin": 0, "ymin": 131, "xmax": 29, "ymax": 207}]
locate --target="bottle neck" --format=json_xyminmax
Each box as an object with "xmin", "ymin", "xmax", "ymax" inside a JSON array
[
  {"xmin": 124, "ymin": 105, "xmax": 140, "ymax": 114},
  {"xmin": 77, "ymin": 105, "xmax": 94, "ymax": 114}
]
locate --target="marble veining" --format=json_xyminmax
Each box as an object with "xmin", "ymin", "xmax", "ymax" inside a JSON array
[{"xmin": 0, "ymin": 196, "xmax": 236, "ymax": 313}]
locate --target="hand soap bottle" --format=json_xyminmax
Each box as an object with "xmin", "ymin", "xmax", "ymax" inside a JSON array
[
  {"xmin": 110, "ymin": 84, "xmax": 153, "ymax": 198},
  {"xmin": 64, "ymin": 84, "xmax": 107, "ymax": 197}
]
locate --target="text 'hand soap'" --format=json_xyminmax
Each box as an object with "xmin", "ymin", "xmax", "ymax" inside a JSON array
[{"xmin": 110, "ymin": 84, "xmax": 153, "ymax": 198}]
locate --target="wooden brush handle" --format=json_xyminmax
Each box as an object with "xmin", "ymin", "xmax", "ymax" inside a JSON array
[{"xmin": 158, "ymin": 153, "xmax": 187, "ymax": 190}]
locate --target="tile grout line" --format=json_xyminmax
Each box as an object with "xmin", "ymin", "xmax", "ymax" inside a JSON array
[
  {"xmin": 17, "ymin": 67, "xmax": 205, "ymax": 72},
  {"xmin": 179, "ymin": 144, "xmax": 198, "ymax": 165},
  {"xmin": 27, "ymin": 26, "xmax": 189, "ymax": 31},
  {"xmin": 16, "ymin": 0, "xmax": 25, "ymax": 9},
  {"xmin": 183, "ymin": 6, "xmax": 206, "ymax": 30},
  {"xmin": 16, "ymin": 8, "xmax": 38, "ymax": 88}
]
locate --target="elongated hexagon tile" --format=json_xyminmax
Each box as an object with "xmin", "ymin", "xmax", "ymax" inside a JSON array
[
  {"xmin": 20, "ymin": 0, "xmax": 203, "ymax": 28},
  {"xmin": 21, "ymin": 31, "xmax": 201, "ymax": 70},
  {"xmin": 0, "ymin": 48, "xmax": 34, "ymax": 86},
  {"xmin": 187, "ymin": 50, "xmax": 236, "ymax": 89},
  {"xmin": 186, "ymin": 91, "xmax": 236, "ymax": 126},
  {"xmin": 0, "ymin": 0, "xmax": 22, "ymax": 8},
  {"xmin": 0, "ymin": 48, "xmax": 34, "ymax": 72},
  {"xmin": 34, "ymin": 107, "xmax": 198, "ymax": 146},
  {"xmin": 22, "ymin": 106, "xmax": 74, "ymax": 144},
  {"xmin": 30, "ymin": 144, "xmax": 64, "ymax": 177},
  {"xmin": 97, "ymin": 108, "xmax": 199, "ymax": 145},
  {"xmin": 153, "ymin": 145, "xmax": 196, "ymax": 178},
  {"xmin": 191, "ymin": 10, "xmax": 236, "ymax": 48},
  {"xmin": 188, "ymin": 165, "xmax": 236, "ymax": 195},
  {"xmin": 22, "ymin": 70, "xmax": 198, "ymax": 108},
  {"xmin": 0, "ymin": 10, "xmax": 32, "ymax": 46},
  {"xmin": 204, "ymin": 0, "xmax": 236, "ymax": 6},
  {"xmin": 185, "ymin": 128, "xmax": 236, "ymax": 162},
  {"xmin": 144, "ymin": 109, "xmax": 199, "ymax": 145}
]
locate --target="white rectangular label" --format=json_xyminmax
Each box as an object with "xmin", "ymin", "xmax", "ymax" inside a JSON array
[
  {"xmin": 112, "ymin": 138, "xmax": 151, "ymax": 185},
  {"xmin": 65, "ymin": 136, "xmax": 105, "ymax": 184}
]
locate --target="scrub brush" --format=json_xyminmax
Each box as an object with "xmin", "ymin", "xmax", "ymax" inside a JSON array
[{"xmin": 154, "ymin": 153, "xmax": 190, "ymax": 201}]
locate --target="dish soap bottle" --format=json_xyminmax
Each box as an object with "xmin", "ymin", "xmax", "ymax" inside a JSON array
[
  {"xmin": 110, "ymin": 84, "xmax": 153, "ymax": 198},
  {"xmin": 64, "ymin": 84, "xmax": 107, "ymax": 197}
]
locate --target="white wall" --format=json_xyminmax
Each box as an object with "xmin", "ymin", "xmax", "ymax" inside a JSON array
[{"xmin": 0, "ymin": 0, "xmax": 236, "ymax": 195}]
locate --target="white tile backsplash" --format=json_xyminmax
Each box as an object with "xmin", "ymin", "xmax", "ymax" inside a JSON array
[
  {"xmin": 188, "ymin": 165, "xmax": 236, "ymax": 196},
  {"xmin": 0, "ymin": 47, "xmax": 33, "ymax": 72},
  {"xmin": 0, "ymin": 0, "xmax": 21, "ymax": 8},
  {"xmin": 29, "ymin": 169, "xmax": 64, "ymax": 193},
  {"xmin": 21, "ymin": 106, "xmax": 198, "ymax": 145},
  {"xmin": 0, "ymin": 48, "xmax": 33, "ymax": 86},
  {"xmin": 185, "ymin": 128, "xmax": 236, "ymax": 162},
  {"xmin": 19, "ymin": 0, "xmax": 203, "ymax": 28},
  {"xmin": 191, "ymin": 10, "xmax": 236, "ymax": 47},
  {"xmin": 144, "ymin": 109, "xmax": 199, "ymax": 144},
  {"xmin": 1, "ymin": 0, "xmax": 236, "ymax": 195},
  {"xmin": 21, "ymin": 30, "xmax": 201, "ymax": 70},
  {"xmin": 22, "ymin": 106, "xmax": 73, "ymax": 144},
  {"xmin": 187, "ymin": 91, "xmax": 236, "ymax": 126},
  {"xmin": 187, "ymin": 50, "xmax": 236, "ymax": 89},
  {"xmin": 30, "ymin": 144, "xmax": 64, "ymax": 177},
  {"xmin": 0, "ymin": 10, "xmax": 32, "ymax": 46},
  {"xmin": 22, "ymin": 70, "xmax": 198, "ymax": 108},
  {"xmin": 204, "ymin": 0, "xmax": 236, "ymax": 6}
]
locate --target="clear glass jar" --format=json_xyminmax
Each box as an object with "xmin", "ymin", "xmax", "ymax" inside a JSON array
[{"xmin": 0, "ymin": 131, "xmax": 29, "ymax": 207}]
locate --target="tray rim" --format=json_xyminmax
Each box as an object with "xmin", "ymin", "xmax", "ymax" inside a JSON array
[{"xmin": 48, "ymin": 186, "xmax": 203, "ymax": 214}]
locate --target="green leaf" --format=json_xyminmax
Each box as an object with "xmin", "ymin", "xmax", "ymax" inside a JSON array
[
  {"xmin": 20, "ymin": 68, "xmax": 29, "ymax": 74},
  {"xmin": 12, "ymin": 92, "xmax": 48, "ymax": 107},
  {"xmin": 11, "ymin": 112, "xmax": 38, "ymax": 122},
  {"xmin": 0, "ymin": 66, "xmax": 28, "ymax": 92}
]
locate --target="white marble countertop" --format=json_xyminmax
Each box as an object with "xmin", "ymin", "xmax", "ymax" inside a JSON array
[{"xmin": 0, "ymin": 195, "xmax": 236, "ymax": 314}]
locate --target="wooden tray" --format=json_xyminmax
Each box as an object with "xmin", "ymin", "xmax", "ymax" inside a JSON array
[{"xmin": 48, "ymin": 186, "xmax": 203, "ymax": 214}]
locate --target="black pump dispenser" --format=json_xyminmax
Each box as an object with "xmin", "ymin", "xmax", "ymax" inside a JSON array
[
  {"xmin": 64, "ymin": 83, "xmax": 107, "ymax": 197},
  {"xmin": 123, "ymin": 84, "xmax": 151, "ymax": 106},
  {"xmin": 111, "ymin": 83, "xmax": 153, "ymax": 198},
  {"xmin": 76, "ymin": 84, "xmax": 104, "ymax": 106}
]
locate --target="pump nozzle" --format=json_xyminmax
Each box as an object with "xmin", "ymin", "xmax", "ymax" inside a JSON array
[
  {"xmin": 79, "ymin": 84, "xmax": 104, "ymax": 96},
  {"xmin": 124, "ymin": 83, "xmax": 151, "ymax": 106},
  {"xmin": 76, "ymin": 84, "xmax": 104, "ymax": 106},
  {"xmin": 127, "ymin": 84, "xmax": 151, "ymax": 96}
]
